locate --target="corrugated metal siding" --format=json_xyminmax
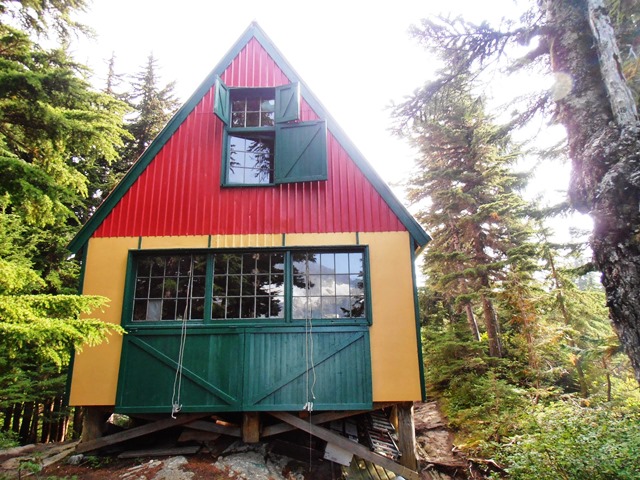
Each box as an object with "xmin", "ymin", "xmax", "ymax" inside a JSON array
[{"xmin": 94, "ymin": 38, "xmax": 406, "ymax": 238}]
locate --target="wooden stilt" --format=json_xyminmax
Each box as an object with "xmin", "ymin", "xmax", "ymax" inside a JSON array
[
  {"xmin": 242, "ymin": 412, "xmax": 260, "ymax": 443},
  {"xmin": 396, "ymin": 402, "xmax": 418, "ymax": 470},
  {"xmin": 80, "ymin": 407, "xmax": 111, "ymax": 443}
]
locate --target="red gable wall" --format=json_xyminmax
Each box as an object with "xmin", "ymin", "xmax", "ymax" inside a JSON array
[{"xmin": 93, "ymin": 38, "xmax": 406, "ymax": 238}]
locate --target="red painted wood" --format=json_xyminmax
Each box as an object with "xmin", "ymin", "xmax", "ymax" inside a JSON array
[{"xmin": 94, "ymin": 38, "xmax": 406, "ymax": 239}]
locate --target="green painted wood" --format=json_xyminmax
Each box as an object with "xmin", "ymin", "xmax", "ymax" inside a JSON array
[
  {"xmin": 214, "ymin": 77, "xmax": 230, "ymax": 124},
  {"xmin": 275, "ymin": 82, "xmax": 300, "ymax": 123},
  {"xmin": 116, "ymin": 327, "xmax": 372, "ymax": 412},
  {"xmin": 275, "ymin": 120, "xmax": 328, "ymax": 184},
  {"xmin": 116, "ymin": 331, "xmax": 243, "ymax": 413}
]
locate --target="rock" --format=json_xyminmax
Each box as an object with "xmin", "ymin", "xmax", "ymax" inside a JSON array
[{"xmin": 67, "ymin": 454, "xmax": 84, "ymax": 465}]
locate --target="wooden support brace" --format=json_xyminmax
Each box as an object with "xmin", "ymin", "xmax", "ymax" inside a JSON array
[
  {"xmin": 242, "ymin": 412, "xmax": 260, "ymax": 443},
  {"xmin": 262, "ymin": 410, "xmax": 367, "ymax": 437},
  {"xmin": 76, "ymin": 413, "xmax": 208, "ymax": 453},
  {"xmin": 268, "ymin": 411, "xmax": 419, "ymax": 480}
]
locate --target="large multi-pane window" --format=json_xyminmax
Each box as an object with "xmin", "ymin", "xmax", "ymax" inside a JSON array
[{"xmin": 129, "ymin": 249, "xmax": 367, "ymax": 324}]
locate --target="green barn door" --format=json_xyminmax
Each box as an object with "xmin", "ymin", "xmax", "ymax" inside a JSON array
[
  {"xmin": 116, "ymin": 327, "xmax": 372, "ymax": 413},
  {"xmin": 115, "ymin": 328, "xmax": 244, "ymax": 413}
]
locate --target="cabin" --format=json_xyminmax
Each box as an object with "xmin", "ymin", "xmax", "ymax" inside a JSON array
[{"xmin": 67, "ymin": 22, "xmax": 430, "ymax": 475}]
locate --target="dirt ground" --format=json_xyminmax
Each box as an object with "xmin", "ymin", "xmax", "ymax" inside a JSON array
[{"xmin": 0, "ymin": 402, "xmax": 468, "ymax": 480}]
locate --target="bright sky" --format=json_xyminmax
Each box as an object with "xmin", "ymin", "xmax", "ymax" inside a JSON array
[{"xmin": 71, "ymin": 0, "xmax": 589, "ymax": 239}]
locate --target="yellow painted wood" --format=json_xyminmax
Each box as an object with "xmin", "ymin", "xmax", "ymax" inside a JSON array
[
  {"xmin": 284, "ymin": 232, "xmax": 357, "ymax": 246},
  {"xmin": 141, "ymin": 236, "xmax": 209, "ymax": 249},
  {"xmin": 68, "ymin": 237, "xmax": 137, "ymax": 406},
  {"xmin": 361, "ymin": 232, "xmax": 421, "ymax": 402}
]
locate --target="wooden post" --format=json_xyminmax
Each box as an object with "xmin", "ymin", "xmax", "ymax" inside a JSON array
[
  {"xmin": 81, "ymin": 407, "xmax": 110, "ymax": 443},
  {"xmin": 396, "ymin": 402, "xmax": 418, "ymax": 470},
  {"xmin": 242, "ymin": 412, "xmax": 260, "ymax": 443}
]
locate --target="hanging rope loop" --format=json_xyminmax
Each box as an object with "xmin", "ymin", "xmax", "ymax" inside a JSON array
[{"xmin": 171, "ymin": 256, "xmax": 193, "ymax": 418}]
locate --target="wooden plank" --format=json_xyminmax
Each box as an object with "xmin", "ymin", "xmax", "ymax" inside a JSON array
[
  {"xmin": 76, "ymin": 414, "xmax": 208, "ymax": 453},
  {"xmin": 178, "ymin": 430, "xmax": 221, "ymax": 443},
  {"xmin": 268, "ymin": 411, "xmax": 419, "ymax": 480},
  {"xmin": 262, "ymin": 410, "xmax": 367, "ymax": 437},
  {"xmin": 186, "ymin": 420, "xmax": 241, "ymax": 437},
  {"xmin": 117, "ymin": 445, "xmax": 200, "ymax": 459},
  {"xmin": 242, "ymin": 412, "xmax": 260, "ymax": 443}
]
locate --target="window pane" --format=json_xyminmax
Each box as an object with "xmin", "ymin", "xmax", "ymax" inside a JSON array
[
  {"xmin": 232, "ymin": 112, "xmax": 245, "ymax": 127},
  {"xmin": 133, "ymin": 300, "xmax": 147, "ymax": 321},
  {"xmin": 321, "ymin": 297, "xmax": 337, "ymax": 318},
  {"xmin": 307, "ymin": 274, "xmax": 321, "ymax": 295},
  {"xmin": 334, "ymin": 274, "xmax": 349, "ymax": 296},
  {"xmin": 336, "ymin": 297, "xmax": 351, "ymax": 317},
  {"xmin": 193, "ymin": 256, "xmax": 207, "ymax": 275},
  {"xmin": 165, "ymin": 257, "xmax": 179, "ymax": 276},
  {"xmin": 227, "ymin": 298, "xmax": 240, "ymax": 318},
  {"xmin": 246, "ymin": 98, "xmax": 260, "ymax": 111},
  {"xmin": 228, "ymin": 275, "xmax": 241, "ymax": 295},
  {"xmin": 150, "ymin": 257, "xmax": 166, "ymax": 276},
  {"xmin": 261, "ymin": 112, "xmax": 274, "ymax": 126},
  {"xmin": 162, "ymin": 299, "xmax": 176, "ymax": 320},
  {"xmin": 211, "ymin": 298, "xmax": 225, "ymax": 319},
  {"xmin": 322, "ymin": 275, "xmax": 335, "ymax": 296},
  {"xmin": 320, "ymin": 253, "xmax": 334, "ymax": 272},
  {"xmin": 350, "ymin": 274, "xmax": 364, "ymax": 295},
  {"xmin": 243, "ymin": 296, "xmax": 257, "ymax": 318},
  {"xmin": 163, "ymin": 278, "xmax": 177, "ymax": 298},
  {"xmin": 270, "ymin": 295, "xmax": 284, "ymax": 318},
  {"xmin": 335, "ymin": 253, "xmax": 349, "ymax": 274},
  {"xmin": 191, "ymin": 298, "xmax": 204, "ymax": 320},
  {"xmin": 261, "ymin": 98, "xmax": 275, "ymax": 112},
  {"xmin": 137, "ymin": 257, "xmax": 153, "ymax": 277},
  {"xmin": 349, "ymin": 253, "xmax": 363, "ymax": 274},
  {"xmin": 191, "ymin": 276, "xmax": 206, "ymax": 297},
  {"xmin": 147, "ymin": 299, "xmax": 162, "ymax": 321},
  {"xmin": 135, "ymin": 278, "xmax": 149, "ymax": 298},
  {"xmin": 246, "ymin": 112, "xmax": 260, "ymax": 127},
  {"xmin": 149, "ymin": 277, "xmax": 163, "ymax": 298}
]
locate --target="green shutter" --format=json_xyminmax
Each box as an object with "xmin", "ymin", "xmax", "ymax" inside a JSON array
[
  {"xmin": 213, "ymin": 77, "xmax": 230, "ymax": 124},
  {"xmin": 275, "ymin": 120, "xmax": 327, "ymax": 184},
  {"xmin": 275, "ymin": 83, "xmax": 300, "ymax": 123}
]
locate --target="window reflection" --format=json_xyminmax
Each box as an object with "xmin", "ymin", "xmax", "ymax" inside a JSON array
[
  {"xmin": 228, "ymin": 135, "xmax": 274, "ymax": 184},
  {"xmin": 292, "ymin": 251, "xmax": 365, "ymax": 319}
]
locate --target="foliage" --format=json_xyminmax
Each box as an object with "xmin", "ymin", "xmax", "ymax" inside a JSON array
[{"xmin": 492, "ymin": 399, "xmax": 640, "ymax": 480}]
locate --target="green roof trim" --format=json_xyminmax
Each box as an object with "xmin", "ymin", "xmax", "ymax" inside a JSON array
[{"xmin": 68, "ymin": 22, "xmax": 430, "ymax": 253}]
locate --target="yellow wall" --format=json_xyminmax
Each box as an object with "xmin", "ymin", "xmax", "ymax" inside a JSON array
[{"xmin": 69, "ymin": 232, "xmax": 421, "ymax": 406}]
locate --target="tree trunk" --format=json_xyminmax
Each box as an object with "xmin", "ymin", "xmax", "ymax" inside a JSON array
[
  {"xmin": 72, "ymin": 406, "xmax": 83, "ymax": 440},
  {"xmin": 465, "ymin": 302, "xmax": 481, "ymax": 341},
  {"xmin": 41, "ymin": 399, "xmax": 53, "ymax": 443},
  {"xmin": 546, "ymin": 0, "xmax": 640, "ymax": 384},
  {"xmin": 11, "ymin": 403, "xmax": 22, "ymax": 434},
  {"xmin": 18, "ymin": 402, "xmax": 34, "ymax": 444},
  {"xmin": 2, "ymin": 405, "xmax": 13, "ymax": 431},
  {"xmin": 481, "ymin": 292, "xmax": 502, "ymax": 357}
]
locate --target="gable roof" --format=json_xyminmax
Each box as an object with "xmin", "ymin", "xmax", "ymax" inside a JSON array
[{"xmin": 68, "ymin": 22, "xmax": 430, "ymax": 253}]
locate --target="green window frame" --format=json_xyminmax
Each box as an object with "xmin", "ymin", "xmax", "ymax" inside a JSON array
[
  {"xmin": 123, "ymin": 247, "xmax": 371, "ymax": 327},
  {"xmin": 214, "ymin": 78, "xmax": 328, "ymax": 186}
]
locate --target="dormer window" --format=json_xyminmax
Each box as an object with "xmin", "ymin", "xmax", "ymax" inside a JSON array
[{"xmin": 214, "ymin": 78, "xmax": 328, "ymax": 186}]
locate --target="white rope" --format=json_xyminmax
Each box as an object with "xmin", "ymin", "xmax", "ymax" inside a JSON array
[
  {"xmin": 171, "ymin": 257, "xmax": 193, "ymax": 418},
  {"xmin": 303, "ymin": 255, "xmax": 317, "ymax": 412}
]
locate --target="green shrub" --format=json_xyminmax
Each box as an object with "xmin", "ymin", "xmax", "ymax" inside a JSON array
[{"xmin": 494, "ymin": 399, "xmax": 640, "ymax": 480}]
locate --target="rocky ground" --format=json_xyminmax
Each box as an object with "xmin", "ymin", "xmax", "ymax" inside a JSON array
[{"xmin": 0, "ymin": 402, "xmax": 469, "ymax": 480}]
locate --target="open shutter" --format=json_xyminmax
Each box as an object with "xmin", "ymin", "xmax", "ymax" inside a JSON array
[
  {"xmin": 213, "ymin": 76, "xmax": 230, "ymax": 124},
  {"xmin": 275, "ymin": 83, "xmax": 300, "ymax": 123},
  {"xmin": 275, "ymin": 120, "xmax": 327, "ymax": 184}
]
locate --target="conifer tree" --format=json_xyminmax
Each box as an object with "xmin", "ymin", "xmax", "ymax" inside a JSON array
[
  {"xmin": 394, "ymin": 75, "xmax": 534, "ymax": 358},
  {"xmin": 121, "ymin": 53, "xmax": 179, "ymax": 166}
]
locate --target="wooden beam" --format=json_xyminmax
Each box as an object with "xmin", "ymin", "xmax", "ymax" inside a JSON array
[
  {"xmin": 395, "ymin": 402, "xmax": 418, "ymax": 470},
  {"xmin": 242, "ymin": 412, "xmax": 260, "ymax": 443},
  {"xmin": 268, "ymin": 411, "xmax": 419, "ymax": 480},
  {"xmin": 76, "ymin": 414, "xmax": 208, "ymax": 453},
  {"xmin": 186, "ymin": 420, "xmax": 241, "ymax": 437},
  {"xmin": 262, "ymin": 410, "xmax": 367, "ymax": 437}
]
